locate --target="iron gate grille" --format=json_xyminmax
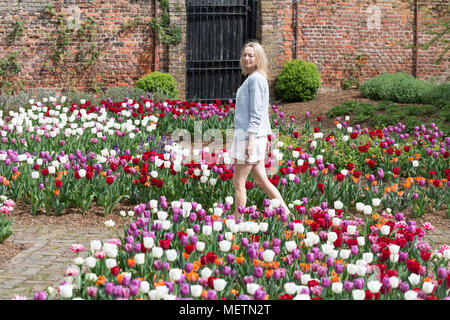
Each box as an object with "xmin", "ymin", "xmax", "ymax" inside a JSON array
[{"xmin": 185, "ymin": 0, "xmax": 258, "ymax": 103}]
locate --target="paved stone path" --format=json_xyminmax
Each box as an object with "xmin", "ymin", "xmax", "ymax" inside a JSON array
[
  {"xmin": 0, "ymin": 223, "xmax": 448, "ymax": 300},
  {"xmin": 0, "ymin": 223, "xmax": 123, "ymax": 300}
]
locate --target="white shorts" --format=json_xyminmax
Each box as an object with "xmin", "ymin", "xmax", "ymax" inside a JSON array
[{"xmin": 230, "ymin": 135, "xmax": 268, "ymax": 164}]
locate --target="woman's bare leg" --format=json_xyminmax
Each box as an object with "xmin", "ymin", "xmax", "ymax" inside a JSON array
[
  {"xmin": 232, "ymin": 160, "xmax": 254, "ymax": 219},
  {"xmin": 251, "ymin": 159, "xmax": 291, "ymax": 216}
]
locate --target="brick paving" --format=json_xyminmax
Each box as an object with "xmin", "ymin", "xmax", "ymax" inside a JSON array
[
  {"xmin": 0, "ymin": 223, "xmax": 123, "ymax": 300},
  {"xmin": 0, "ymin": 221, "xmax": 448, "ymax": 300}
]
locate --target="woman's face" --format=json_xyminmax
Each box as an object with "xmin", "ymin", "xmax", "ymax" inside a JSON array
[{"xmin": 242, "ymin": 46, "xmax": 257, "ymax": 74}]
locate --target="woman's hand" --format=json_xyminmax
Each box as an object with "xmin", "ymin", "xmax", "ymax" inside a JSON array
[
  {"xmin": 246, "ymin": 141, "xmax": 254, "ymax": 158},
  {"xmin": 246, "ymin": 132, "xmax": 256, "ymax": 158}
]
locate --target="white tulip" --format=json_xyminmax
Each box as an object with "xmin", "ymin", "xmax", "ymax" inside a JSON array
[
  {"xmin": 408, "ymin": 273, "xmax": 420, "ymax": 286},
  {"xmin": 139, "ymin": 281, "xmax": 150, "ymax": 294},
  {"xmin": 285, "ymin": 241, "xmax": 297, "ymax": 252},
  {"xmin": 262, "ymin": 249, "xmax": 275, "ymax": 262},
  {"xmin": 202, "ymin": 225, "xmax": 212, "ymax": 236},
  {"xmin": 213, "ymin": 207, "xmax": 223, "ymax": 217},
  {"xmin": 352, "ymin": 289, "xmax": 365, "ymax": 300},
  {"xmin": 300, "ymin": 273, "xmax": 311, "ymax": 285},
  {"xmin": 327, "ymin": 232, "xmax": 337, "ymax": 243},
  {"xmin": 340, "ymin": 249, "xmax": 351, "ymax": 259},
  {"xmin": 143, "ymin": 237, "xmax": 154, "ymax": 249},
  {"xmin": 404, "ymin": 290, "xmax": 418, "ymax": 300},
  {"xmin": 196, "ymin": 241, "xmax": 205, "ymax": 252},
  {"xmin": 213, "ymin": 221, "xmax": 223, "ymax": 231},
  {"xmin": 334, "ymin": 200, "xmax": 343, "ymax": 210},
  {"xmin": 347, "ymin": 264, "xmax": 357, "ymax": 275},
  {"xmin": 247, "ymin": 283, "xmax": 260, "ymax": 295},
  {"xmin": 259, "ymin": 222, "xmax": 268, "ymax": 232},
  {"xmin": 152, "ymin": 247, "xmax": 163, "ymax": 258},
  {"xmin": 166, "ymin": 249, "xmax": 177, "ymax": 262},
  {"xmin": 190, "ymin": 285, "xmax": 203, "ymax": 297},
  {"xmin": 105, "ymin": 258, "xmax": 117, "ymax": 269},
  {"xmin": 390, "ymin": 277, "xmax": 400, "ymax": 289},
  {"xmin": 219, "ymin": 240, "xmax": 231, "ymax": 252},
  {"xmin": 347, "ymin": 225, "xmax": 356, "ymax": 235},
  {"xmin": 332, "ymin": 217, "xmax": 341, "ymax": 227},
  {"xmin": 357, "ymin": 236, "xmax": 365, "ymax": 246},
  {"xmin": 356, "ymin": 264, "xmax": 367, "ymax": 277},
  {"xmin": 355, "ymin": 202, "xmax": 364, "ymax": 212},
  {"xmin": 372, "ymin": 198, "xmax": 381, "ymax": 207},
  {"xmin": 294, "ymin": 223, "xmax": 305, "ymax": 233},
  {"xmin": 213, "ymin": 279, "xmax": 227, "ymax": 292},
  {"xmin": 380, "ymin": 225, "xmax": 390, "ymax": 235},
  {"xmin": 362, "ymin": 252, "xmax": 373, "ymax": 264},
  {"xmin": 59, "ymin": 284, "xmax": 73, "ymax": 299},
  {"xmin": 169, "ymin": 268, "xmax": 183, "ymax": 281},
  {"xmin": 284, "ymin": 282, "xmax": 298, "ymax": 295},
  {"xmin": 135, "ymin": 253, "xmax": 145, "ymax": 265},
  {"xmin": 363, "ymin": 205, "xmax": 373, "ymax": 215},
  {"xmin": 332, "ymin": 282, "xmax": 343, "ymax": 294},
  {"xmin": 367, "ymin": 280, "xmax": 382, "ymax": 293},
  {"xmin": 201, "ymin": 267, "xmax": 212, "ymax": 279},
  {"xmin": 85, "ymin": 257, "xmax": 96, "ymax": 268},
  {"xmin": 422, "ymin": 281, "xmax": 434, "ymax": 294},
  {"xmin": 293, "ymin": 294, "xmax": 311, "ymax": 300}
]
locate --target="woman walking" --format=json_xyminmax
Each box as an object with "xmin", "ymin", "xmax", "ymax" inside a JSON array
[{"xmin": 230, "ymin": 41, "xmax": 291, "ymax": 220}]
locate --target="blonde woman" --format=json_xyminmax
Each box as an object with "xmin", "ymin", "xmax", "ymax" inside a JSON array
[{"xmin": 230, "ymin": 41, "xmax": 291, "ymax": 220}]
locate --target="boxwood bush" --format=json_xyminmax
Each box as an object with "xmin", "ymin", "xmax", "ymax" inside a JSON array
[
  {"xmin": 358, "ymin": 73, "xmax": 445, "ymax": 104},
  {"xmin": 275, "ymin": 59, "xmax": 321, "ymax": 102},
  {"xmin": 135, "ymin": 72, "xmax": 179, "ymax": 100}
]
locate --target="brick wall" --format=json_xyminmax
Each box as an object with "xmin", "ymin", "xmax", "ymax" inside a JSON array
[
  {"xmin": 275, "ymin": 0, "xmax": 449, "ymax": 92},
  {"xmin": 0, "ymin": 0, "xmax": 164, "ymax": 93},
  {"xmin": 0, "ymin": 0, "xmax": 448, "ymax": 97}
]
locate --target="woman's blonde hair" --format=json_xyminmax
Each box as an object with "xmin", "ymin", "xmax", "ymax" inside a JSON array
[{"xmin": 240, "ymin": 41, "xmax": 269, "ymax": 79}]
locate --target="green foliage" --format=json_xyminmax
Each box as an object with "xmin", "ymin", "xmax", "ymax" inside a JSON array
[
  {"xmin": 358, "ymin": 73, "xmax": 448, "ymax": 105},
  {"xmin": 0, "ymin": 214, "xmax": 13, "ymax": 244},
  {"xmin": 327, "ymin": 101, "xmax": 356, "ymax": 118},
  {"xmin": 275, "ymin": 59, "xmax": 321, "ymax": 102},
  {"xmin": 148, "ymin": 0, "xmax": 182, "ymax": 45},
  {"xmin": 7, "ymin": 20, "xmax": 25, "ymax": 46},
  {"xmin": 0, "ymin": 52, "xmax": 22, "ymax": 93},
  {"xmin": 135, "ymin": 72, "xmax": 179, "ymax": 99}
]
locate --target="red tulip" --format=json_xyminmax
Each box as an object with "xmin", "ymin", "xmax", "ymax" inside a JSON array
[{"xmin": 105, "ymin": 176, "xmax": 114, "ymax": 184}]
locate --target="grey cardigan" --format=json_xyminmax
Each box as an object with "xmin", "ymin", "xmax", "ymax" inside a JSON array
[{"xmin": 234, "ymin": 71, "xmax": 272, "ymax": 138}]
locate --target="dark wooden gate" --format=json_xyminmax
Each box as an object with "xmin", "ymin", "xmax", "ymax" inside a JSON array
[{"xmin": 185, "ymin": 0, "xmax": 258, "ymax": 102}]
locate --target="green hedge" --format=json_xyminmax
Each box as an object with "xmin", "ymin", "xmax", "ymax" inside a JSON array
[
  {"xmin": 275, "ymin": 59, "xmax": 321, "ymax": 102},
  {"xmin": 359, "ymin": 73, "xmax": 449, "ymax": 105},
  {"xmin": 135, "ymin": 72, "xmax": 179, "ymax": 100}
]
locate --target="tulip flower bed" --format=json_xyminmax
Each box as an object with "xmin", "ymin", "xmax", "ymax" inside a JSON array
[
  {"xmin": 1, "ymin": 94, "xmax": 449, "ymax": 300},
  {"xmin": 30, "ymin": 198, "xmax": 450, "ymax": 300}
]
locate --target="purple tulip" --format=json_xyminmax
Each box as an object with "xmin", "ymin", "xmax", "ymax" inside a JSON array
[
  {"xmin": 87, "ymin": 286, "xmax": 97, "ymax": 298},
  {"xmin": 254, "ymin": 289, "xmax": 266, "ymax": 300},
  {"xmin": 354, "ymin": 278, "xmax": 365, "ymax": 290},
  {"xmin": 321, "ymin": 277, "xmax": 331, "ymax": 288},
  {"xmin": 343, "ymin": 280, "xmax": 354, "ymax": 292},
  {"xmin": 254, "ymin": 266, "xmax": 263, "ymax": 278},
  {"xmin": 34, "ymin": 291, "xmax": 47, "ymax": 300}
]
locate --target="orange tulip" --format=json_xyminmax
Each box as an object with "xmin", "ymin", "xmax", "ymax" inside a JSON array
[
  {"xmin": 235, "ymin": 256, "xmax": 244, "ymax": 264},
  {"xmin": 96, "ymin": 275, "xmax": 106, "ymax": 286},
  {"xmin": 128, "ymin": 258, "xmax": 136, "ymax": 267}
]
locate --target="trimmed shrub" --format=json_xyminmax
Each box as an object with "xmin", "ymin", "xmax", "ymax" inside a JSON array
[
  {"xmin": 135, "ymin": 72, "xmax": 179, "ymax": 99},
  {"xmin": 275, "ymin": 59, "xmax": 321, "ymax": 102},
  {"xmin": 359, "ymin": 73, "xmax": 437, "ymax": 104}
]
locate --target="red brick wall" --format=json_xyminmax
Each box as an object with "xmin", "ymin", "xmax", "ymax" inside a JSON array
[
  {"xmin": 274, "ymin": 0, "xmax": 449, "ymax": 92},
  {"xmin": 0, "ymin": 0, "xmax": 167, "ymax": 93},
  {"xmin": 1, "ymin": 0, "xmax": 448, "ymax": 96}
]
